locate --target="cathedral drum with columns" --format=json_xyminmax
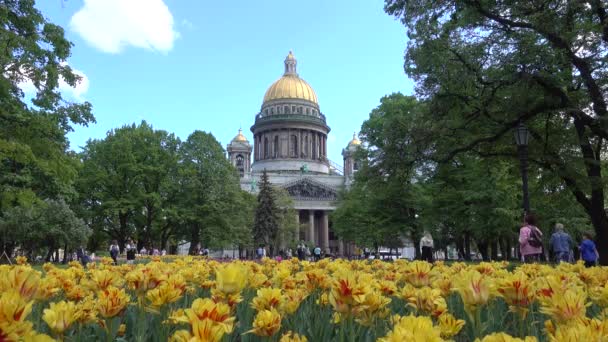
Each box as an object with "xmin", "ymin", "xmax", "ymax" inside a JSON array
[{"xmin": 226, "ymin": 52, "xmax": 360, "ymax": 256}]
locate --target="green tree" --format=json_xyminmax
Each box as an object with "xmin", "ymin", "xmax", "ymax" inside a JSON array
[
  {"xmin": 385, "ymin": 0, "xmax": 608, "ymax": 264},
  {"xmin": 0, "ymin": 199, "xmax": 90, "ymax": 261},
  {"xmin": 177, "ymin": 130, "xmax": 242, "ymax": 254},
  {"xmin": 253, "ymin": 170, "xmax": 279, "ymax": 255},
  {"xmin": 273, "ymin": 187, "xmax": 298, "ymax": 251},
  {"xmin": 0, "ymin": 0, "xmax": 94, "ymax": 255},
  {"xmin": 334, "ymin": 94, "xmax": 422, "ymax": 257}
]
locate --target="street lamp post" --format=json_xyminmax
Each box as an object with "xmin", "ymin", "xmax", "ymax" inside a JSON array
[{"xmin": 514, "ymin": 121, "xmax": 530, "ymax": 214}]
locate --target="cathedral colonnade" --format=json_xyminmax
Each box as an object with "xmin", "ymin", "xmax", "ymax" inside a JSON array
[{"xmin": 293, "ymin": 209, "xmax": 352, "ymax": 256}]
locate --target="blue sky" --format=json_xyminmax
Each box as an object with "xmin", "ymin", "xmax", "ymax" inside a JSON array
[{"xmin": 37, "ymin": 0, "xmax": 414, "ymax": 164}]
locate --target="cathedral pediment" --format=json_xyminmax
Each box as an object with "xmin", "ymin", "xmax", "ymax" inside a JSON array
[{"xmin": 282, "ymin": 177, "xmax": 337, "ymax": 201}]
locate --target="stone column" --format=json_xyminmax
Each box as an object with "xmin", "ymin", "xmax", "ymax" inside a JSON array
[
  {"xmin": 321, "ymin": 211, "xmax": 329, "ymax": 253},
  {"xmin": 298, "ymin": 129, "xmax": 302, "ymax": 158},
  {"xmin": 338, "ymin": 239, "xmax": 344, "ymax": 256},
  {"xmin": 295, "ymin": 211, "xmax": 300, "ymax": 242},
  {"xmin": 286, "ymin": 129, "xmax": 290, "ymax": 158},
  {"xmin": 308, "ymin": 210, "xmax": 315, "ymax": 244}
]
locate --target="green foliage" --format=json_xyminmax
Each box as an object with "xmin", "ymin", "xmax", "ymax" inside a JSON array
[
  {"xmin": 333, "ymin": 94, "xmax": 421, "ymax": 254},
  {"xmin": 0, "ymin": 199, "xmax": 90, "ymax": 259},
  {"xmin": 177, "ymin": 130, "xmax": 246, "ymax": 252},
  {"xmin": 77, "ymin": 125, "xmax": 251, "ymax": 253},
  {"xmin": 253, "ymin": 170, "xmax": 279, "ymax": 253},
  {"xmin": 272, "ymin": 187, "xmax": 298, "ymax": 249},
  {"xmin": 383, "ymin": 0, "xmax": 608, "ymax": 263},
  {"xmin": 0, "ymin": 0, "xmax": 94, "ymax": 255}
]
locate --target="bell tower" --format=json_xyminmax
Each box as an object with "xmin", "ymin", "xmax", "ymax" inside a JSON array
[{"xmin": 227, "ymin": 128, "xmax": 252, "ymax": 178}]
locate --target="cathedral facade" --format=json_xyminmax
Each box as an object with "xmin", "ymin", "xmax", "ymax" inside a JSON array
[{"xmin": 226, "ymin": 52, "xmax": 360, "ymax": 255}]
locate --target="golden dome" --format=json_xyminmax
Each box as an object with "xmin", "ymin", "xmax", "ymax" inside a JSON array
[
  {"xmin": 232, "ymin": 128, "xmax": 248, "ymax": 143},
  {"xmin": 262, "ymin": 51, "xmax": 318, "ymax": 106},
  {"xmin": 263, "ymin": 75, "xmax": 318, "ymax": 105},
  {"xmin": 348, "ymin": 132, "xmax": 361, "ymax": 146}
]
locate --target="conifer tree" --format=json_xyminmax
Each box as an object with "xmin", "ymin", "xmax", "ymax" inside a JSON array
[{"xmin": 253, "ymin": 169, "xmax": 279, "ymax": 255}]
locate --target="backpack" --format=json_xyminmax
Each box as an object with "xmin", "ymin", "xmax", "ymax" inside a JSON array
[{"xmin": 527, "ymin": 226, "xmax": 543, "ymax": 248}]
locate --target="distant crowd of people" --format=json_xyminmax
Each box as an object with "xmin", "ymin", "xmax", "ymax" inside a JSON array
[{"xmin": 71, "ymin": 215, "xmax": 600, "ymax": 267}]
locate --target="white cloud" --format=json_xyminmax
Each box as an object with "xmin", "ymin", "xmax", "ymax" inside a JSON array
[
  {"xmin": 16, "ymin": 64, "xmax": 89, "ymax": 101},
  {"xmin": 59, "ymin": 66, "xmax": 90, "ymax": 100},
  {"xmin": 70, "ymin": 0, "xmax": 179, "ymax": 54},
  {"xmin": 181, "ymin": 19, "xmax": 195, "ymax": 30}
]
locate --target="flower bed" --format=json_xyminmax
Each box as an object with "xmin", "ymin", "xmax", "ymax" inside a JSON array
[{"xmin": 1, "ymin": 257, "xmax": 607, "ymax": 341}]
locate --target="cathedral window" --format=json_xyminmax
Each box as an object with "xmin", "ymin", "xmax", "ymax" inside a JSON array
[
  {"xmin": 290, "ymin": 135, "xmax": 298, "ymax": 157},
  {"xmin": 273, "ymin": 136, "xmax": 279, "ymax": 158},
  {"xmin": 292, "ymin": 105, "xmax": 296, "ymax": 113},
  {"xmin": 236, "ymin": 154, "xmax": 244, "ymax": 167},
  {"xmin": 264, "ymin": 138, "xmax": 269, "ymax": 158},
  {"xmin": 284, "ymin": 106, "xmax": 290, "ymax": 114}
]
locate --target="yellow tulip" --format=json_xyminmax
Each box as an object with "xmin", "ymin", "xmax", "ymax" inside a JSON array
[
  {"xmin": 453, "ymin": 270, "xmax": 493, "ymax": 316},
  {"xmin": 539, "ymin": 287, "xmax": 590, "ymax": 325},
  {"xmin": 88, "ymin": 269, "xmax": 124, "ymax": 291},
  {"xmin": 280, "ymin": 331, "xmax": 308, "ymax": 342},
  {"xmin": 438, "ymin": 313, "xmax": 465, "ymax": 339},
  {"xmin": 146, "ymin": 282, "xmax": 183, "ymax": 309},
  {"xmin": 97, "ymin": 286, "xmax": 130, "ymax": 318},
  {"xmin": 405, "ymin": 286, "xmax": 445, "ymax": 317},
  {"xmin": 15, "ymin": 256, "xmax": 28, "ymax": 265},
  {"xmin": 0, "ymin": 266, "xmax": 40, "ymax": 301},
  {"xmin": 0, "ymin": 290, "xmax": 35, "ymax": 340},
  {"xmin": 377, "ymin": 315, "xmax": 443, "ymax": 342},
  {"xmin": 190, "ymin": 318, "xmax": 226, "ymax": 342},
  {"xmin": 215, "ymin": 263, "xmax": 248, "ymax": 295},
  {"xmin": 475, "ymin": 332, "xmax": 537, "ymax": 342},
  {"xmin": 169, "ymin": 329, "xmax": 194, "ymax": 342},
  {"xmin": 75, "ymin": 296, "xmax": 98, "ymax": 324},
  {"xmin": 42, "ymin": 301, "xmax": 80, "ymax": 336},
  {"xmin": 187, "ymin": 298, "xmax": 235, "ymax": 334},
  {"xmin": 403, "ymin": 261, "xmax": 435, "ymax": 288},
  {"xmin": 247, "ymin": 308, "xmax": 282, "ymax": 337},
  {"xmin": 495, "ymin": 272, "xmax": 535, "ymax": 318},
  {"xmin": 251, "ymin": 287, "xmax": 284, "ymax": 312}
]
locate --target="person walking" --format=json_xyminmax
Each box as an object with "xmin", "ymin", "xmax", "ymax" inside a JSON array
[
  {"xmin": 125, "ymin": 239, "xmax": 136, "ymax": 264},
  {"xmin": 519, "ymin": 213, "xmax": 543, "ymax": 263},
  {"xmin": 109, "ymin": 240, "xmax": 120, "ymax": 265},
  {"xmin": 296, "ymin": 243, "xmax": 304, "ymax": 260},
  {"xmin": 313, "ymin": 246, "xmax": 321, "ymax": 261},
  {"xmin": 420, "ymin": 232, "xmax": 434, "ymax": 263},
  {"xmin": 579, "ymin": 232, "xmax": 599, "ymax": 268},
  {"xmin": 549, "ymin": 223, "xmax": 572, "ymax": 263}
]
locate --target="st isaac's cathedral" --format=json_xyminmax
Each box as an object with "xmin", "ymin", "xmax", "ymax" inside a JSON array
[{"xmin": 226, "ymin": 52, "xmax": 360, "ymax": 255}]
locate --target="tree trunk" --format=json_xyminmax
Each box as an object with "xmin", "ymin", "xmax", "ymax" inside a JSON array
[
  {"xmin": 411, "ymin": 230, "xmax": 422, "ymax": 260},
  {"xmin": 501, "ymin": 238, "xmax": 510, "ymax": 260},
  {"xmin": 188, "ymin": 224, "xmax": 200, "ymax": 255},
  {"xmin": 118, "ymin": 211, "xmax": 130, "ymax": 249},
  {"xmin": 62, "ymin": 243, "xmax": 69, "ymax": 264},
  {"xmin": 491, "ymin": 240, "xmax": 499, "ymax": 261},
  {"xmin": 145, "ymin": 204, "xmax": 154, "ymax": 249},
  {"xmin": 477, "ymin": 240, "xmax": 489, "ymax": 261},
  {"xmin": 590, "ymin": 207, "xmax": 608, "ymax": 265},
  {"xmin": 456, "ymin": 238, "xmax": 465, "ymax": 260},
  {"xmin": 464, "ymin": 232, "xmax": 471, "ymax": 261}
]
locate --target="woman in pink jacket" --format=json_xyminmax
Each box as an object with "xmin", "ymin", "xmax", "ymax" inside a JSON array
[{"xmin": 519, "ymin": 213, "xmax": 543, "ymax": 263}]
